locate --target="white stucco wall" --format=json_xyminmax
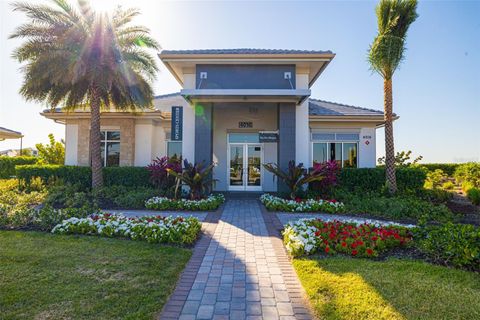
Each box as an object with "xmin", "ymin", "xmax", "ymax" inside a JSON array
[
  {"xmin": 359, "ymin": 127, "xmax": 377, "ymax": 167},
  {"xmin": 65, "ymin": 124, "xmax": 78, "ymax": 165},
  {"xmin": 134, "ymin": 122, "xmax": 153, "ymax": 166},
  {"xmin": 152, "ymin": 124, "xmax": 167, "ymax": 159}
]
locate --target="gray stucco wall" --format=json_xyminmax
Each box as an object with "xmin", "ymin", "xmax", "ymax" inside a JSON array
[
  {"xmin": 212, "ymin": 103, "xmax": 278, "ymax": 192},
  {"xmin": 194, "ymin": 103, "xmax": 213, "ymax": 165},
  {"xmin": 278, "ymin": 103, "xmax": 296, "ymax": 193},
  {"xmin": 196, "ymin": 65, "xmax": 296, "ymax": 90}
]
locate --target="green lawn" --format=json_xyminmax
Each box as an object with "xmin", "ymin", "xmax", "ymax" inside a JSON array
[
  {"xmin": 0, "ymin": 231, "xmax": 191, "ymax": 319},
  {"xmin": 294, "ymin": 256, "xmax": 480, "ymax": 320}
]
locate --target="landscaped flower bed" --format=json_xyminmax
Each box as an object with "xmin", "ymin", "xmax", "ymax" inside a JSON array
[
  {"xmin": 51, "ymin": 213, "xmax": 201, "ymax": 245},
  {"xmin": 145, "ymin": 194, "xmax": 225, "ymax": 211},
  {"xmin": 283, "ymin": 218, "xmax": 412, "ymax": 257},
  {"xmin": 260, "ymin": 194, "xmax": 345, "ymax": 213}
]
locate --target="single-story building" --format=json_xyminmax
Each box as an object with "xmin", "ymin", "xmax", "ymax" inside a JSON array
[{"xmin": 42, "ymin": 48, "xmax": 395, "ymax": 192}]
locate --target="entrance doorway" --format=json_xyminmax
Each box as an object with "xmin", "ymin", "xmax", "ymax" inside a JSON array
[{"xmin": 228, "ymin": 142, "xmax": 263, "ymax": 191}]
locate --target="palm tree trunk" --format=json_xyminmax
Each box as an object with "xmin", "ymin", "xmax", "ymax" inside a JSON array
[
  {"xmin": 384, "ymin": 78, "xmax": 397, "ymax": 194},
  {"xmin": 90, "ymin": 87, "xmax": 103, "ymax": 189}
]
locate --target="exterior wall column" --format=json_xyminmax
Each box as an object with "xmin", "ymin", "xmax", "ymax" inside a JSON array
[
  {"xmin": 65, "ymin": 123, "xmax": 78, "ymax": 165},
  {"xmin": 295, "ymin": 73, "xmax": 310, "ymax": 167},
  {"xmin": 194, "ymin": 102, "xmax": 213, "ymax": 165},
  {"xmin": 359, "ymin": 127, "xmax": 376, "ymax": 167},
  {"xmin": 278, "ymin": 103, "xmax": 296, "ymax": 193},
  {"xmin": 134, "ymin": 121, "xmax": 153, "ymax": 166}
]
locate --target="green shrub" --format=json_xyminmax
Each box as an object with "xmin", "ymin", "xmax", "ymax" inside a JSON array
[
  {"xmin": 333, "ymin": 189, "xmax": 455, "ymax": 223},
  {"xmin": 466, "ymin": 188, "xmax": 480, "ymax": 206},
  {"xmin": 454, "ymin": 162, "xmax": 480, "ymax": 189},
  {"xmin": 94, "ymin": 185, "xmax": 162, "ymax": 209},
  {"xmin": 420, "ymin": 163, "xmax": 460, "ymax": 176},
  {"xmin": 413, "ymin": 223, "xmax": 480, "ymax": 271},
  {"xmin": 424, "ymin": 169, "xmax": 448, "ymax": 189},
  {"xmin": 0, "ymin": 156, "xmax": 38, "ymax": 178},
  {"xmin": 416, "ymin": 188, "xmax": 454, "ymax": 204},
  {"xmin": 442, "ymin": 181, "xmax": 455, "ymax": 190},
  {"xmin": 338, "ymin": 167, "xmax": 426, "ymax": 193},
  {"xmin": 103, "ymin": 167, "xmax": 152, "ymax": 187},
  {"xmin": 16, "ymin": 165, "xmax": 153, "ymax": 189},
  {"xmin": 35, "ymin": 206, "xmax": 91, "ymax": 231}
]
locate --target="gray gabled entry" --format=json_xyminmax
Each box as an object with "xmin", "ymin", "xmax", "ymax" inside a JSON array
[{"xmin": 277, "ymin": 103, "xmax": 296, "ymax": 193}]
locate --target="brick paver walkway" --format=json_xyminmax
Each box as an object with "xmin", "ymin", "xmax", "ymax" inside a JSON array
[{"xmin": 160, "ymin": 200, "xmax": 311, "ymax": 320}]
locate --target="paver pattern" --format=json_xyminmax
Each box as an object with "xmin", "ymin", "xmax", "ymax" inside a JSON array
[{"xmin": 160, "ymin": 200, "xmax": 311, "ymax": 320}]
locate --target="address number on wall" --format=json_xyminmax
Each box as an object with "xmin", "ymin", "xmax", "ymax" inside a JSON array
[{"xmin": 239, "ymin": 121, "xmax": 253, "ymax": 128}]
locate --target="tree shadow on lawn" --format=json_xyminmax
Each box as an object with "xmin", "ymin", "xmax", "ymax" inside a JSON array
[{"xmin": 293, "ymin": 256, "xmax": 480, "ymax": 320}]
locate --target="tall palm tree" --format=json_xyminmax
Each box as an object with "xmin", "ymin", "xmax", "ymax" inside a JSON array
[
  {"xmin": 368, "ymin": 0, "xmax": 418, "ymax": 194},
  {"xmin": 10, "ymin": 0, "xmax": 159, "ymax": 188}
]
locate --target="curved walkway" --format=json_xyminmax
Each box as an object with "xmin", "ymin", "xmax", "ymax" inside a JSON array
[{"xmin": 160, "ymin": 200, "xmax": 312, "ymax": 320}]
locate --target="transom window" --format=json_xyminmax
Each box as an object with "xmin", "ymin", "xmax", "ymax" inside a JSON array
[
  {"xmin": 312, "ymin": 132, "xmax": 359, "ymax": 168},
  {"xmin": 166, "ymin": 132, "xmax": 182, "ymax": 158},
  {"xmin": 100, "ymin": 130, "xmax": 120, "ymax": 167}
]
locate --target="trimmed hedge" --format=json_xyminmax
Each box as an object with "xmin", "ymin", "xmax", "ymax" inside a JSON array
[
  {"xmin": 337, "ymin": 167, "xmax": 426, "ymax": 193},
  {"xmin": 16, "ymin": 165, "xmax": 152, "ymax": 189},
  {"xmin": 0, "ymin": 156, "xmax": 38, "ymax": 178},
  {"xmin": 420, "ymin": 163, "xmax": 460, "ymax": 176}
]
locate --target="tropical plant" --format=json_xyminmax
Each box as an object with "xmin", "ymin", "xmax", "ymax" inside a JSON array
[
  {"xmin": 35, "ymin": 133, "xmax": 65, "ymax": 165},
  {"xmin": 310, "ymin": 160, "xmax": 340, "ymax": 194},
  {"xmin": 147, "ymin": 156, "xmax": 182, "ymax": 189},
  {"xmin": 11, "ymin": 0, "xmax": 159, "ymax": 188},
  {"xmin": 377, "ymin": 150, "xmax": 423, "ymax": 167},
  {"xmin": 263, "ymin": 161, "xmax": 326, "ymax": 200},
  {"xmin": 368, "ymin": 0, "xmax": 418, "ymax": 194},
  {"xmin": 167, "ymin": 159, "xmax": 217, "ymax": 200}
]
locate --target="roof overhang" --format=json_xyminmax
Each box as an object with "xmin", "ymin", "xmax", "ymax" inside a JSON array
[
  {"xmin": 0, "ymin": 128, "xmax": 23, "ymax": 141},
  {"xmin": 309, "ymin": 115, "xmax": 399, "ymax": 127},
  {"xmin": 181, "ymin": 89, "xmax": 311, "ymax": 104},
  {"xmin": 159, "ymin": 52, "xmax": 335, "ymax": 88},
  {"xmin": 41, "ymin": 110, "xmax": 167, "ymax": 124}
]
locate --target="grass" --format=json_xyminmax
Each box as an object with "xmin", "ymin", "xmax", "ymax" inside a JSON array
[
  {"xmin": 0, "ymin": 231, "xmax": 192, "ymax": 319},
  {"xmin": 293, "ymin": 256, "xmax": 480, "ymax": 320}
]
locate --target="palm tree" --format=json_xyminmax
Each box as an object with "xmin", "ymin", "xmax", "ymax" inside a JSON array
[
  {"xmin": 368, "ymin": 0, "xmax": 418, "ymax": 194},
  {"xmin": 10, "ymin": 0, "xmax": 159, "ymax": 188}
]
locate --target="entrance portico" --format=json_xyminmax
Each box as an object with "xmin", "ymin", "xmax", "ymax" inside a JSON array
[{"xmin": 159, "ymin": 49, "xmax": 335, "ymax": 192}]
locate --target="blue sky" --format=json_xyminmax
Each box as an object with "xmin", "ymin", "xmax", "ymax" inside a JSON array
[{"xmin": 1, "ymin": 0, "xmax": 479, "ymax": 162}]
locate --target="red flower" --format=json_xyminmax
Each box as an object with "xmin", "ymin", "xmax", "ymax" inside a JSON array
[
  {"xmin": 341, "ymin": 242, "xmax": 347, "ymax": 247},
  {"xmin": 315, "ymin": 231, "xmax": 321, "ymax": 237},
  {"xmin": 325, "ymin": 246, "xmax": 330, "ymax": 253},
  {"xmin": 352, "ymin": 250, "xmax": 358, "ymax": 256},
  {"xmin": 366, "ymin": 248, "xmax": 374, "ymax": 256},
  {"xmin": 295, "ymin": 197, "xmax": 302, "ymax": 203}
]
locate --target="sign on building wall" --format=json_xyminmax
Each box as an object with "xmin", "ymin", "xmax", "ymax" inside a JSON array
[
  {"xmin": 259, "ymin": 131, "xmax": 279, "ymax": 143},
  {"xmin": 238, "ymin": 121, "xmax": 253, "ymax": 128},
  {"xmin": 171, "ymin": 106, "xmax": 183, "ymax": 141}
]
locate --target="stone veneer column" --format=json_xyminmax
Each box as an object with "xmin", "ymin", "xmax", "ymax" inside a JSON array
[
  {"xmin": 194, "ymin": 103, "xmax": 213, "ymax": 165},
  {"xmin": 278, "ymin": 103, "xmax": 296, "ymax": 193}
]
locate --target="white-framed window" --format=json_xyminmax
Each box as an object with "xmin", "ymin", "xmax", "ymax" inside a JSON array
[
  {"xmin": 165, "ymin": 132, "xmax": 182, "ymax": 158},
  {"xmin": 311, "ymin": 132, "xmax": 359, "ymax": 168},
  {"xmin": 100, "ymin": 130, "xmax": 120, "ymax": 167}
]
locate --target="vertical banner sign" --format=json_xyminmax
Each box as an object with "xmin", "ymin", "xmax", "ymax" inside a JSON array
[{"xmin": 171, "ymin": 106, "xmax": 183, "ymax": 141}]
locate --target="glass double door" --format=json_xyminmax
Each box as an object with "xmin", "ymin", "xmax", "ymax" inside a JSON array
[{"xmin": 228, "ymin": 143, "xmax": 262, "ymax": 191}]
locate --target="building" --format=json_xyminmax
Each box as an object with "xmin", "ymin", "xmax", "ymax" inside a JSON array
[{"xmin": 42, "ymin": 49, "xmax": 394, "ymax": 192}]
